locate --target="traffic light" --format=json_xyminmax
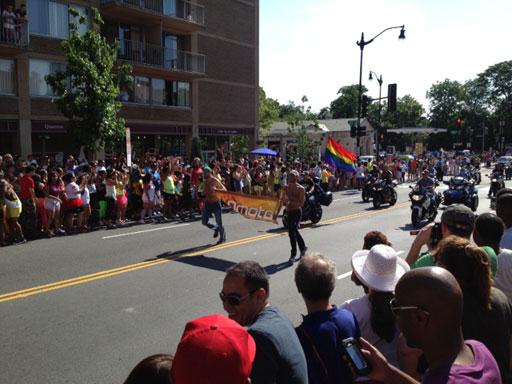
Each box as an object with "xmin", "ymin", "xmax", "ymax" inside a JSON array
[
  {"xmin": 350, "ymin": 125, "xmax": 357, "ymax": 137},
  {"xmin": 361, "ymin": 96, "xmax": 369, "ymax": 117},
  {"xmin": 357, "ymin": 125, "xmax": 366, "ymax": 137},
  {"xmin": 379, "ymin": 134, "xmax": 384, "ymax": 140},
  {"xmin": 388, "ymin": 83, "xmax": 397, "ymax": 112}
]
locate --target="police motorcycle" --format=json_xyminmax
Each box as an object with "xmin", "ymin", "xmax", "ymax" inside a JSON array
[
  {"xmin": 361, "ymin": 174, "xmax": 376, "ymax": 202},
  {"xmin": 409, "ymin": 186, "xmax": 439, "ymax": 228},
  {"xmin": 443, "ymin": 174, "xmax": 479, "ymax": 212},
  {"xmin": 372, "ymin": 178, "xmax": 398, "ymax": 209},
  {"xmin": 487, "ymin": 171, "xmax": 506, "ymax": 197},
  {"xmin": 282, "ymin": 176, "xmax": 333, "ymax": 229}
]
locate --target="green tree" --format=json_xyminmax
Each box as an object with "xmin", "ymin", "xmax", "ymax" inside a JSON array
[
  {"xmin": 367, "ymin": 95, "xmax": 426, "ymax": 151},
  {"xmin": 330, "ymin": 84, "xmax": 367, "ymax": 118},
  {"xmin": 230, "ymin": 136, "xmax": 249, "ymax": 159},
  {"xmin": 426, "ymin": 79, "xmax": 465, "ymax": 130},
  {"xmin": 45, "ymin": 7, "xmax": 132, "ymax": 153},
  {"xmin": 189, "ymin": 135, "xmax": 204, "ymax": 162},
  {"xmin": 259, "ymin": 87, "xmax": 279, "ymax": 135},
  {"xmin": 285, "ymin": 96, "xmax": 319, "ymax": 160},
  {"xmin": 477, "ymin": 60, "xmax": 512, "ymax": 143}
]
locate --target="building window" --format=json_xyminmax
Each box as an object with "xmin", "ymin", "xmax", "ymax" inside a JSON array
[
  {"xmin": 176, "ymin": 82, "xmax": 190, "ymax": 107},
  {"xmin": 120, "ymin": 76, "xmax": 190, "ymax": 107},
  {"xmin": 28, "ymin": 1, "xmax": 88, "ymax": 39},
  {"xmin": 29, "ymin": 59, "xmax": 66, "ymax": 97},
  {"xmin": 151, "ymin": 78, "xmax": 166, "ymax": 105},
  {"xmin": 0, "ymin": 59, "xmax": 16, "ymax": 95},
  {"xmin": 134, "ymin": 76, "xmax": 150, "ymax": 104}
]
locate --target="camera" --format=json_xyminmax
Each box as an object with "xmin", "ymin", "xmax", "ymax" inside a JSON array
[
  {"xmin": 340, "ymin": 337, "xmax": 371, "ymax": 376},
  {"xmin": 430, "ymin": 222, "xmax": 443, "ymax": 248}
]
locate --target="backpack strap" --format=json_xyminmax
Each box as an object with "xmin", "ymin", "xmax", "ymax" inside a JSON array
[{"xmin": 296, "ymin": 325, "xmax": 329, "ymax": 383}]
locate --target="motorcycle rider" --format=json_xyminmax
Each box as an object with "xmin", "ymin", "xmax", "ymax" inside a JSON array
[
  {"xmin": 416, "ymin": 169, "xmax": 437, "ymax": 209},
  {"xmin": 489, "ymin": 163, "xmax": 505, "ymax": 197},
  {"xmin": 300, "ymin": 171, "xmax": 323, "ymax": 204}
]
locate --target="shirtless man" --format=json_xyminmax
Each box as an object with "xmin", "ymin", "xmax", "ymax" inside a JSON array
[
  {"xmin": 201, "ymin": 166, "xmax": 227, "ymax": 244},
  {"xmin": 280, "ymin": 170, "xmax": 307, "ymax": 263}
]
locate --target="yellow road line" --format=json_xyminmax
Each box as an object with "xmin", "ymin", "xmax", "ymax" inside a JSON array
[{"xmin": 0, "ymin": 201, "xmax": 409, "ymax": 303}]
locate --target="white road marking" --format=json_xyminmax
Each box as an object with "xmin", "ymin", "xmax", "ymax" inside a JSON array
[
  {"xmin": 102, "ymin": 223, "xmax": 190, "ymax": 239},
  {"xmin": 337, "ymin": 271, "xmax": 352, "ymax": 280}
]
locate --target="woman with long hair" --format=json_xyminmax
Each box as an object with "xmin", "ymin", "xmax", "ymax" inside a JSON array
[
  {"xmin": 342, "ymin": 244, "xmax": 409, "ymax": 369},
  {"xmin": 434, "ymin": 236, "xmax": 512, "ymax": 382},
  {"xmin": 43, "ymin": 171, "xmax": 64, "ymax": 237}
]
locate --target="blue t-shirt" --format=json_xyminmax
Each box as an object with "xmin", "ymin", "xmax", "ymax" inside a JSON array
[
  {"xmin": 297, "ymin": 305, "xmax": 361, "ymax": 384},
  {"xmin": 248, "ymin": 305, "xmax": 308, "ymax": 384}
]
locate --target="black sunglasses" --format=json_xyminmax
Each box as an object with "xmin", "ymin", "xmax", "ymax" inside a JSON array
[{"xmin": 219, "ymin": 289, "xmax": 258, "ymax": 306}]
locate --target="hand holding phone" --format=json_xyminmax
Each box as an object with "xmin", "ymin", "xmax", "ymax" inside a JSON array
[{"xmin": 341, "ymin": 337, "xmax": 371, "ymax": 376}]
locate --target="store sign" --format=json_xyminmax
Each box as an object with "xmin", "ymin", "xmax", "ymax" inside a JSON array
[{"xmin": 32, "ymin": 122, "xmax": 66, "ymax": 133}]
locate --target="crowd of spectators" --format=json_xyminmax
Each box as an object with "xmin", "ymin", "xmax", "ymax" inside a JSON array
[
  {"xmin": 0, "ymin": 148, "xmax": 485, "ymax": 246},
  {"xmin": 120, "ymin": 188, "xmax": 512, "ymax": 383}
]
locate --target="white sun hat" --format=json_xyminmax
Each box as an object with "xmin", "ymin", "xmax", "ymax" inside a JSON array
[{"xmin": 351, "ymin": 244, "xmax": 410, "ymax": 292}]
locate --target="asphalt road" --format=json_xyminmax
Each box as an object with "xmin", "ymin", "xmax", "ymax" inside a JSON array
[{"xmin": 0, "ymin": 174, "xmax": 498, "ymax": 384}]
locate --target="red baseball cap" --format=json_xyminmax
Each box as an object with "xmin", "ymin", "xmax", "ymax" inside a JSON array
[{"xmin": 172, "ymin": 314, "xmax": 256, "ymax": 384}]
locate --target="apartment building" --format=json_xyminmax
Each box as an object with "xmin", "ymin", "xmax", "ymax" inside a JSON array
[{"xmin": 0, "ymin": 0, "xmax": 259, "ymax": 160}]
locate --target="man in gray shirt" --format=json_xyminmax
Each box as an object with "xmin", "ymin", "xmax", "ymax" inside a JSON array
[{"xmin": 220, "ymin": 261, "xmax": 308, "ymax": 384}]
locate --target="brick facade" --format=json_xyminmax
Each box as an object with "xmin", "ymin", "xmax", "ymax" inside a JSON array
[{"xmin": 0, "ymin": 0, "xmax": 259, "ymax": 157}]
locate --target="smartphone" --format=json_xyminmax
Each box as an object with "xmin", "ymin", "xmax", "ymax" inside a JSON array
[{"xmin": 341, "ymin": 337, "xmax": 371, "ymax": 376}]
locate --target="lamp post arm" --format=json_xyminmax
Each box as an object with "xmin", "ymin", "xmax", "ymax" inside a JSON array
[{"xmin": 357, "ymin": 25, "xmax": 405, "ymax": 48}]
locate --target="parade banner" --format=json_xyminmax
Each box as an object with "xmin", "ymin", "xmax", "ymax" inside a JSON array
[{"xmin": 216, "ymin": 190, "xmax": 281, "ymax": 224}]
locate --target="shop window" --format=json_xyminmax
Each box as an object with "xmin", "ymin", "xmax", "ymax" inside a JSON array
[
  {"xmin": 29, "ymin": 59, "xmax": 67, "ymax": 97},
  {"xmin": 0, "ymin": 59, "xmax": 15, "ymax": 95}
]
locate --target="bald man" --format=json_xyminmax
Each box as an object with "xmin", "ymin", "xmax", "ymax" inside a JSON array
[{"xmin": 358, "ymin": 267, "xmax": 501, "ymax": 383}]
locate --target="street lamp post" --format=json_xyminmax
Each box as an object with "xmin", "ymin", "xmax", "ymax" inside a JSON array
[
  {"xmin": 369, "ymin": 71, "xmax": 383, "ymax": 158},
  {"xmin": 356, "ymin": 25, "xmax": 405, "ymax": 156}
]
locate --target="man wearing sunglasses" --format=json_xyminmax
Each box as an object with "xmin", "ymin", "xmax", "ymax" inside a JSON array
[
  {"xmin": 357, "ymin": 267, "xmax": 501, "ymax": 383},
  {"xmin": 220, "ymin": 261, "xmax": 307, "ymax": 384}
]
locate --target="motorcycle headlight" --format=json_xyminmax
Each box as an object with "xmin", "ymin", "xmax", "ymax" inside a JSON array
[
  {"xmin": 412, "ymin": 195, "xmax": 422, "ymax": 201},
  {"xmin": 377, "ymin": 188, "xmax": 383, "ymax": 191},
  {"xmin": 492, "ymin": 178, "xmax": 497, "ymax": 182}
]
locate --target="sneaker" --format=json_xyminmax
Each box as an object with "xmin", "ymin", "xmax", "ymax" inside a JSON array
[
  {"xmin": 288, "ymin": 255, "xmax": 295, "ymax": 263},
  {"xmin": 138, "ymin": 219, "xmax": 145, "ymax": 224},
  {"xmin": 14, "ymin": 237, "xmax": 27, "ymax": 244},
  {"xmin": 299, "ymin": 247, "xmax": 308, "ymax": 259},
  {"xmin": 213, "ymin": 227, "xmax": 219, "ymax": 238},
  {"xmin": 56, "ymin": 228, "xmax": 66, "ymax": 235},
  {"xmin": 107, "ymin": 224, "xmax": 117, "ymax": 230}
]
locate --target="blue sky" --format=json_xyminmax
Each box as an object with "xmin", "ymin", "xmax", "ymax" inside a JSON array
[{"xmin": 259, "ymin": 0, "xmax": 512, "ymax": 114}]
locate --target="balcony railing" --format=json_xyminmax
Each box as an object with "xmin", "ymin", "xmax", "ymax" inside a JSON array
[
  {"xmin": 0, "ymin": 16, "xmax": 29, "ymax": 47},
  {"xmin": 100, "ymin": 0, "xmax": 205, "ymax": 26},
  {"xmin": 113, "ymin": 39, "xmax": 205, "ymax": 74}
]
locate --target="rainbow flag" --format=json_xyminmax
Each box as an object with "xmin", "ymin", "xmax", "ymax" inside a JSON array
[{"xmin": 323, "ymin": 137, "xmax": 356, "ymax": 172}]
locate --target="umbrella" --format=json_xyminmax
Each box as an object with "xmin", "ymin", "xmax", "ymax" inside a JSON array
[{"xmin": 249, "ymin": 147, "xmax": 277, "ymax": 156}]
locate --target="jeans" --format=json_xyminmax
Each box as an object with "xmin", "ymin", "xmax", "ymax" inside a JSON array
[
  {"xmin": 202, "ymin": 200, "xmax": 224, "ymax": 238},
  {"xmin": 287, "ymin": 208, "xmax": 305, "ymax": 257}
]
